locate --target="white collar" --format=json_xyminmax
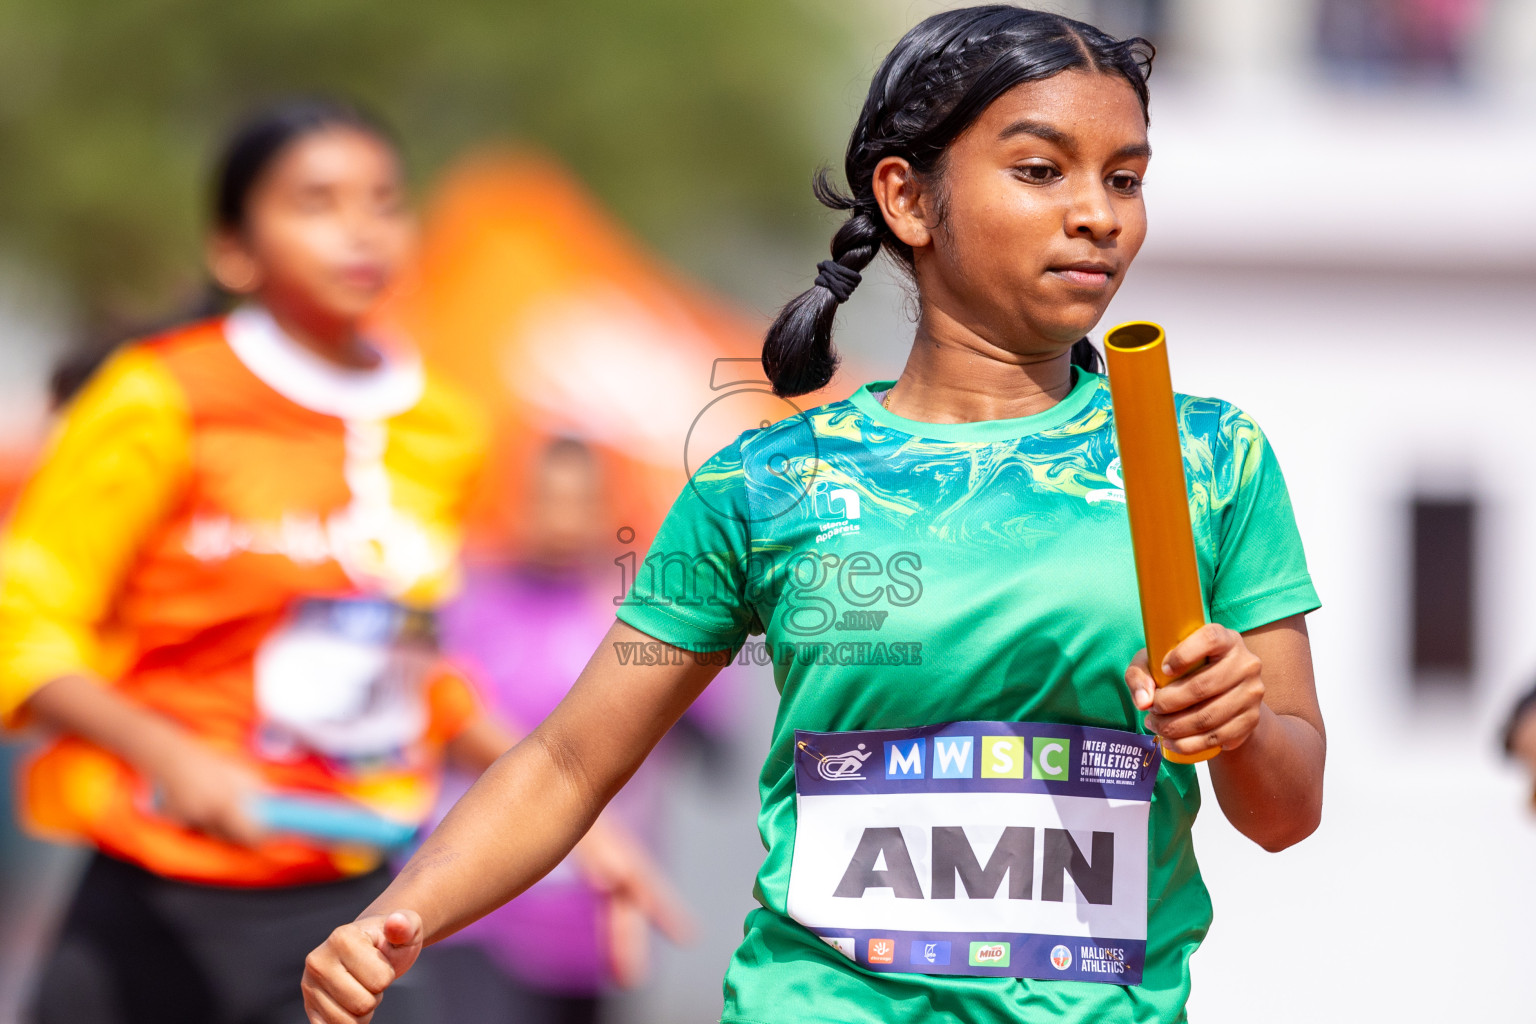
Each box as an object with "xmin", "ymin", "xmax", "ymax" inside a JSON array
[{"xmin": 224, "ymin": 305, "xmax": 424, "ymax": 421}]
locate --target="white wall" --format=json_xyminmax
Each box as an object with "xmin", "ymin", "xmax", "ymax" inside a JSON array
[
  {"xmin": 0, "ymin": 273, "xmax": 66, "ymax": 450},
  {"xmin": 1105, "ymin": 260, "xmax": 1536, "ymax": 1022},
  {"xmin": 831, "ymin": 238, "xmax": 1536, "ymax": 1024}
]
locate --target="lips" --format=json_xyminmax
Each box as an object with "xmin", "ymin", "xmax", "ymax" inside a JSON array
[
  {"xmin": 337, "ymin": 264, "xmax": 388, "ymax": 292},
  {"xmin": 1048, "ymin": 262, "xmax": 1115, "ymax": 288}
]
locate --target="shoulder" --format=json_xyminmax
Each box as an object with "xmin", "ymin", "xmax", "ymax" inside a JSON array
[
  {"xmin": 63, "ymin": 340, "xmax": 193, "ymax": 431},
  {"xmin": 1175, "ymin": 392, "xmax": 1267, "ymax": 456},
  {"xmin": 668, "ymin": 394, "xmax": 862, "ymax": 527},
  {"xmin": 134, "ymin": 317, "xmax": 241, "ymax": 392},
  {"xmin": 138, "ymin": 317, "xmax": 229, "ymax": 357},
  {"xmin": 1173, "ymin": 393, "xmax": 1275, "ymax": 511},
  {"xmin": 697, "ymin": 391, "xmax": 864, "ymax": 479},
  {"xmin": 133, "ymin": 316, "xmax": 306, "ymax": 425},
  {"xmin": 734, "ymin": 392, "xmax": 863, "ymax": 460},
  {"xmin": 31, "ymin": 340, "xmax": 195, "ymax": 490},
  {"xmin": 408, "ymin": 368, "xmax": 492, "ymax": 454},
  {"xmin": 1175, "ymin": 390, "xmax": 1257, "ymax": 430},
  {"xmin": 381, "ymin": 369, "xmax": 491, "ymax": 507}
]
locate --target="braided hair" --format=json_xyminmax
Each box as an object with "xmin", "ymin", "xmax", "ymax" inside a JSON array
[{"xmin": 762, "ymin": 5, "xmax": 1154, "ymax": 397}]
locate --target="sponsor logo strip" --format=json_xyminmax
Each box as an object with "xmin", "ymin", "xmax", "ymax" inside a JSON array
[{"xmin": 808, "ymin": 928, "xmax": 1144, "ymax": 984}]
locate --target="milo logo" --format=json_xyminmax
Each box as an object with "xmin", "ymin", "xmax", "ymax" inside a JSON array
[{"xmin": 968, "ymin": 941, "xmax": 1010, "ymax": 967}]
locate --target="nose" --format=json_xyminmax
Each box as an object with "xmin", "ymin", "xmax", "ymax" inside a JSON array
[
  {"xmin": 341, "ymin": 196, "xmax": 391, "ymax": 252},
  {"xmin": 345, "ymin": 208, "xmax": 381, "ymax": 252},
  {"xmin": 1065, "ymin": 179, "xmax": 1121, "ymax": 241}
]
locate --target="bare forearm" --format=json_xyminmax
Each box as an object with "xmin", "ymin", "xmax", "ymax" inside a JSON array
[
  {"xmin": 358, "ymin": 619, "xmax": 722, "ymax": 943},
  {"xmin": 362, "ymin": 728, "xmax": 606, "ymax": 943},
  {"xmin": 1208, "ymin": 704, "xmax": 1325, "ymax": 852},
  {"xmin": 25, "ymin": 674, "xmax": 194, "ymax": 775}
]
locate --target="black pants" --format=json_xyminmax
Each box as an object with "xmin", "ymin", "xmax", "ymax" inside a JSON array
[
  {"xmin": 413, "ymin": 943, "xmax": 602, "ymax": 1024},
  {"xmin": 29, "ymin": 853, "xmax": 428, "ymax": 1024}
]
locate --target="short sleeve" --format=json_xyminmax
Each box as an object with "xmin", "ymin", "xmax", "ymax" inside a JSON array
[
  {"xmin": 0, "ymin": 346, "xmax": 192, "ymax": 725},
  {"xmin": 423, "ymin": 660, "xmax": 483, "ymax": 745},
  {"xmin": 1205, "ymin": 411, "xmax": 1320, "ymax": 633},
  {"xmin": 615, "ymin": 435, "xmax": 756, "ymax": 652}
]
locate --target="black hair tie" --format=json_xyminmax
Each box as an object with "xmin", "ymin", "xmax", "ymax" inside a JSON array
[{"xmin": 814, "ymin": 260, "xmax": 862, "ymax": 304}]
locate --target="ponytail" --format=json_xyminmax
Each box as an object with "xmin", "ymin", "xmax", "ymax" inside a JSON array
[
  {"xmin": 214, "ymin": 97, "xmax": 396, "ymax": 232},
  {"xmin": 762, "ymin": 176, "xmax": 882, "ymax": 398},
  {"xmin": 1069, "ymin": 337, "xmax": 1103, "ymax": 374}
]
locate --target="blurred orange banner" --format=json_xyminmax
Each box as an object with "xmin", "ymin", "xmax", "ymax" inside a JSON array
[{"xmin": 380, "ymin": 152, "xmax": 837, "ymax": 555}]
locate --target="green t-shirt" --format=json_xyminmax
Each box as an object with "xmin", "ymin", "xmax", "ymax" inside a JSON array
[{"xmin": 616, "ymin": 370, "xmax": 1319, "ymax": 1024}]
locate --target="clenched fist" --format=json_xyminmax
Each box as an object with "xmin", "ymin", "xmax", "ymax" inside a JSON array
[{"xmin": 302, "ymin": 910, "xmax": 423, "ymax": 1024}]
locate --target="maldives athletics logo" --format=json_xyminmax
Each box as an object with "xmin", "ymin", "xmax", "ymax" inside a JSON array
[{"xmin": 1050, "ymin": 944, "xmax": 1073, "ymax": 970}]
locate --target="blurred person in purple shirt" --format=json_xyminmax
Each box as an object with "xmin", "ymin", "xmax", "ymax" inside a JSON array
[{"xmin": 418, "ymin": 437, "xmax": 734, "ymax": 1024}]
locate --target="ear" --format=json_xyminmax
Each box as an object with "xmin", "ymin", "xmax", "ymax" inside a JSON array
[
  {"xmin": 871, "ymin": 156, "xmax": 935, "ymax": 252},
  {"xmin": 206, "ymin": 230, "xmax": 262, "ymax": 295}
]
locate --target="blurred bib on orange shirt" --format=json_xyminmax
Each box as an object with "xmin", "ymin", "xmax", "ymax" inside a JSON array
[{"xmin": 254, "ymin": 597, "xmax": 436, "ymax": 770}]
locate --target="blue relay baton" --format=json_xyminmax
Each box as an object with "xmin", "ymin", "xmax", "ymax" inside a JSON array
[{"xmin": 247, "ymin": 793, "xmax": 419, "ymax": 849}]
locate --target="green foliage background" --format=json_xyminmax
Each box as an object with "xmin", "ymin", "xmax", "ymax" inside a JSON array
[{"xmin": 0, "ymin": 0, "xmax": 871, "ymax": 322}]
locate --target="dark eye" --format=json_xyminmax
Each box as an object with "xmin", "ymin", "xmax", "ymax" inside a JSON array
[
  {"xmin": 1108, "ymin": 172, "xmax": 1142, "ymax": 195},
  {"xmin": 1014, "ymin": 163, "xmax": 1061, "ymax": 185}
]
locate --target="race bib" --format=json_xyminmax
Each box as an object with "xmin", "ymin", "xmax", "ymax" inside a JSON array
[
  {"xmin": 254, "ymin": 597, "xmax": 436, "ymax": 767},
  {"xmin": 786, "ymin": 721, "xmax": 1159, "ymax": 984}
]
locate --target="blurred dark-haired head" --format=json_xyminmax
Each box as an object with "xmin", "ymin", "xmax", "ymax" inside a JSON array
[
  {"xmin": 763, "ymin": 6, "xmax": 1154, "ymax": 397},
  {"xmin": 205, "ymin": 96, "xmax": 414, "ymax": 342},
  {"xmin": 524, "ymin": 437, "xmax": 609, "ymax": 574},
  {"xmin": 212, "ymin": 97, "xmax": 399, "ymax": 233},
  {"xmin": 57, "ymin": 98, "xmax": 411, "ymax": 408}
]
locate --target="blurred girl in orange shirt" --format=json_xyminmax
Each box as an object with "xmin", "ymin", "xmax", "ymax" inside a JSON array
[{"xmin": 0, "ymin": 99, "xmax": 673, "ymax": 1024}]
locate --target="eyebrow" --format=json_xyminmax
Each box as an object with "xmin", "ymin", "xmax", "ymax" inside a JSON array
[
  {"xmin": 998, "ymin": 119, "xmax": 1071, "ymax": 147},
  {"xmin": 997, "ymin": 118, "xmax": 1152, "ymax": 161}
]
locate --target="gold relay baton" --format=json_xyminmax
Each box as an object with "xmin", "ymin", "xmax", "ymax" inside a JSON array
[{"xmin": 1103, "ymin": 321, "xmax": 1220, "ymax": 765}]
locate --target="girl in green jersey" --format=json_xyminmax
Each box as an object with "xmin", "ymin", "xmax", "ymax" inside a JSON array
[{"xmin": 302, "ymin": 7, "xmax": 1325, "ymax": 1023}]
